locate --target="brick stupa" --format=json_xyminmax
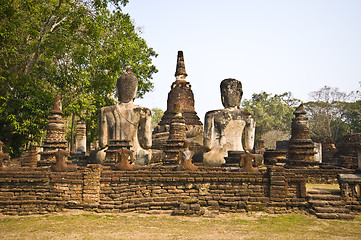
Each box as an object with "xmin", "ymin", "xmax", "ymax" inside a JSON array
[
  {"xmin": 38, "ymin": 94, "xmax": 68, "ymax": 166},
  {"xmin": 153, "ymin": 51, "xmax": 202, "ymax": 134},
  {"xmin": 286, "ymin": 104, "xmax": 316, "ymax": 168}
]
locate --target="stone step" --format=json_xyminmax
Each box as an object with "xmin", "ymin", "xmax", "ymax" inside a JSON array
[
  {"xmin": 313, "ymin": 206, "xmax": 350, "ymax": 214},
  {"xmin": 350, "ymin": 205, "xmax": 361, "ymax": 211},
  {"xmin": 308, "ymin": 194, "xmax": 342, "ymax": 201},
  {"xmin": 338, "ymin": 213, "xmax": 355, "ymax": 220},
  {"xmin": 309, "ymin": 200, "xmax": 346, "ymax": 207},
  {"xmin": 307, "ymin": 191, "xmax": 354, "ymax": 220},
  {"xmin": 315, "ymin": 212, "xmax": 354, "ymax": 220},
  {"xmin": 307, "ymin": 190, "xmax": 340, "ymax": 195}
]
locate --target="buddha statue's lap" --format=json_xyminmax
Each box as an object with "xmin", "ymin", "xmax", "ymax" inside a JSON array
[{"xmin": 203, "ymin": 79, "xmax": 255, "ymax": 166}]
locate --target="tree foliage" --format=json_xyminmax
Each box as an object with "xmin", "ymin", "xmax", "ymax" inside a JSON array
[
  {"xmin": 0, "ymin": 0, "xmax": 157, "ymax": 156},
  {"xmin": 151, "ymin": 108, "xmax": 164, "ymax": 130},
  {"xmin": 242, "ymin": 92, "xmax": 300, "ymax": 142},
  {"xmin": 343, "ymin": 100, "xmax": 361, "ymax": 134},
  {"xmin": 261, "ymin": 130, "xmax": 290, "ymax": 149},
  {"xmin": 304, "ymin": 86, "xmax": 354, "ymax": 141}
]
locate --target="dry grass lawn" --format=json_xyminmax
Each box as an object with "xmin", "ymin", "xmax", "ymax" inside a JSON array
[{"xmin": 0, "ymin": 210, "xmax": 360, "ymax": 240}]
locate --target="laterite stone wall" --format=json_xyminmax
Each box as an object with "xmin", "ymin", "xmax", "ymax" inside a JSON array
[
  {"xmin": 291, "ymin": 168, "xmax": 357, "ymax": 184},
  {"xmin": 0, "ymin": 165, "xmax": 309, "ymax": 215}
]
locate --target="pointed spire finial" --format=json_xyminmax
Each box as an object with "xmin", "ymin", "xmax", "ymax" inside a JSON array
[
  {"xmin": 175, "ymin": 51, "xmax": 188, "ymax": 78},
  {"xmin": 294, "ymin": 103, "xmax": 306, "ymax": 116},
  {"xmin": 51, "ymin": 94, "xmax": 63, "ymax": 114}
]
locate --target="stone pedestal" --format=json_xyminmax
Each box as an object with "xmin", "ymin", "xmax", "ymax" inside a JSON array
[
  {"xmin": 39, "ymin": 95, "xmax": 68, "ymax": 167},
  {"xmin": 104, "ymin": 140, "xmax": 131, "ymax": 167},
  {"xmin": 223, "ymin": 151, "xmax": 260, "ymax": 172},
  {"xmin": 75, "ymin": 120, "xmax": 86, "ymax": 154},
  {"xmin": 223, "ymin": 151, "xmax": 244, "ymax": 169},
  {"xmin": 264, "ymin": 149, "xmax": 287, "ymax": 165}
]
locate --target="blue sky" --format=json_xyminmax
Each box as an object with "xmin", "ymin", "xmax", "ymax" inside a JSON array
[{"xmin": 125, "ymin": 1, "xmax": 361, "ymax": 121}]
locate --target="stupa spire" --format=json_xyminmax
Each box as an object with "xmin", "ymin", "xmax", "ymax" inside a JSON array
[
  {"xmin": 174, "ymin": 51, "xmax": 187, "ymax": 78},
  {"xmin": 51, "ymin": 94, "xmax": 63, "ymax": 114},
  {"xmin": 152, "ymin": 51, "xmax": 202, "ymax": 136}
]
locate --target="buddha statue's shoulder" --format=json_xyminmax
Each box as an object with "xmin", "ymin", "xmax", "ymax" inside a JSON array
[
  {"xmin": 100, "ymin": 104, "xmax": 116, "ymax": 112},
  {"xmin": 133, "ymin": 106, "xmax": 151, "ymax": 115},
  {"xmin": 239, "ymin": 110, "xmax": 253, "ymax": 117},
  {"xmin": 205, "ymin": 109, "xmax": 225, "ymax": 117},
  {"xmin": 205, "ymin": 109, "xmax": 253, "ymax": 118}
]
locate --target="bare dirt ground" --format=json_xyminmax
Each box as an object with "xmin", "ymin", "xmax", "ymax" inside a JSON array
[{"xmin": 0, "ymin": 210, "xmax": 360, "ymax": 240}]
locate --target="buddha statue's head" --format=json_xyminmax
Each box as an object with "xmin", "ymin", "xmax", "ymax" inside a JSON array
[
  {"xmin": 220, "ymin": 78, "xmax": 243, "ymax": 108},
  {"xmin": 116, "ymin": 67, "xmax": 138, "ymax": 103}
]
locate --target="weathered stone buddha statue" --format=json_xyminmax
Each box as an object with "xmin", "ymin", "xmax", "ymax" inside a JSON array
[
  {"xmin": 203, "ymin": 78, "xmax": 255, "ymax": 166},
  {"xmin": 99, "ymin": 68, "xmax": 152, "ymax": 165}
]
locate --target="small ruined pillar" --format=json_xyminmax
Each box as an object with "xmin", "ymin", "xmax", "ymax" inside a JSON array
[
  {"xmin": 335, "ymin": 133, "xmax": 361, "ymax": 169},
  {"xmin": 255, "ymin": 139, "xmax": 266, "ymax": 155},
  {"xmin": 21, "ymin": 149, "xmax": 38, "ymax": 168},
  {"xmin": 163, "ymin": 105, "xmax": 187, "ymax": 165},
  {"xmin": 358, "ymin": 144, "xmax": 361, "ymax": 170},
  {"xmin": 75, "ymin": 120, "xmax": 86, "ymax": 154},
  {"xmin": 286, "ymin": 104, "xmax": 316, "ymax": 168},
  {"xmin": 38, "ymin": 94, "xmax": 67, "ymax": 166},
  {"xmin": 0, "ymin": 141, "xmax": 10, "ymax": 168}
]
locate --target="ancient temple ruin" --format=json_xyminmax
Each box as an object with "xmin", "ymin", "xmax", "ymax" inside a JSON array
[{"xmin": 0, "ymin": 52, "xmax": 360, "ymax": 221}]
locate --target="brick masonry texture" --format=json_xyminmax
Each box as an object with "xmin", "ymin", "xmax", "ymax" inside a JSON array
[{"xmin": 0, "ymin": 165, "xmax": 314, "ymax": 215}]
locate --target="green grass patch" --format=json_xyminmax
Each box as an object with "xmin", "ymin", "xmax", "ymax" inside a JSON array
[{"xmin": 0, "ymin": 212, "xmax": 360, "ymax": 240}]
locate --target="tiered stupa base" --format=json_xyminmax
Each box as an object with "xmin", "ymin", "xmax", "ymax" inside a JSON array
[
  {"xmin": 154, "ymin": 109, "xmax": 202, "ymax": 134},
  {"xmin": 285, "ymin": 104, "xmax": 317, "ymax": 168},
  {"xmin": 162, "ymin": 109, "xmax": 187, "ymax": 166},
  {"xmin": 286, "ymin": 139, "xmax": 317, "ymax": 168},
  {"xmin": 163, "ymin": 140, "xmax": 184, "ymax": 165}
]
